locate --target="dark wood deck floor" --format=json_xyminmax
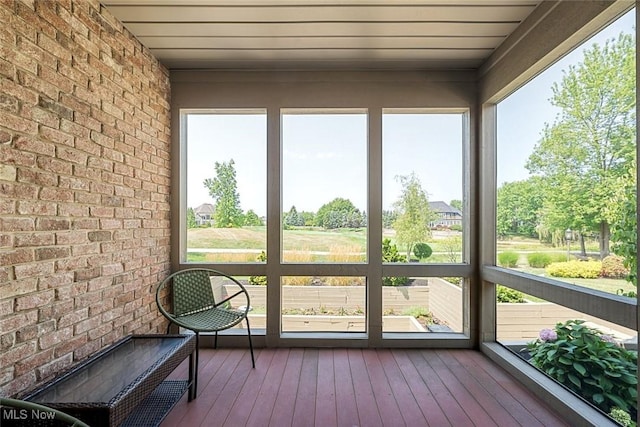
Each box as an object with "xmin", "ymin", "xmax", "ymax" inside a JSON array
[{"xmin": 161, "ymin": 348, "xmax": 568, "ymax": 427}]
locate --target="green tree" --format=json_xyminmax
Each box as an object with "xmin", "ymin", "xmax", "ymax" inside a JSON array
[
  {"xmin": 449, "ymin": 199, "xmax": 463, "ymax": 212},
  {"xmin": 300, "ymin": 211, "xmax": 315, "ymax": 226},
  {"xmin": 607, "ymin": 161, "xmax": 637, "ymax": 285},
  {"xmin": 284, "ymin": 205, "xmax": 305, "ymax": 226},
  {"xmin": 186, "ymin": 207, "xmax": 197, "ymax": 228},
  {"xmin": 526, "ymin": 32, "xmax": 635, "ymax": 258},
  {"xmin": 382, "ymin": 210, "xmax": 397, "ymax": 229},
  {"xmin": 315, "ymin": 198, "xmax": 364, "ymax": 229},
  {"xmin": 382, "ymin": 238, "xmax": 408, "ymax": 286},
  {"xmin": 203, "ymin": 159, "xmax": 244, "ymax": 228},
  {"xmin": 496, "ymin": 177, "xmax": 545, "ymax": 237},
  {"xmin": 392, "ymin": 173, "xmax": 438, "ymax": 260},
  {"xmin": 244, "ymin": 209, "xmax": 263, "ymax": 226}
]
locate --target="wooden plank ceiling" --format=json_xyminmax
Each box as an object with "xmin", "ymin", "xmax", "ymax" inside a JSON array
[{"xmin": 102, "ymin": 0, "xmax": 541, "ymax": 70}]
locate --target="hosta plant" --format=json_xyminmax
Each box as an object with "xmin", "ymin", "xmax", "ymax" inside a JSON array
[{"xmin": 527, "ymin": 320, "xmax": 637, "ymax": 421}]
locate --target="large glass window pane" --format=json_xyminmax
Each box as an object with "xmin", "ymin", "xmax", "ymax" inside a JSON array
[
  {"xmin": 383, "ymin": 111, "xmax": 464, "ymax": 264},
  {"xmin": 281, "ymin": 110, "xmax": 367, "ymax": 263},
  {"xmin": 184, "ymin": 111, "xmax": 267, "ymax": 263},
  {"xmin": 496, "ymin": 10, "xmax": 636, "ymax": 296}
]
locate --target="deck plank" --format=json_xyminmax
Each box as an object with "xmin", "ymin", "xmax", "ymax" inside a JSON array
[
  {"xmin": 348, "ymin": 349, "xmax": 383, "ymax": 426},
  {"xmin": 291, "ymin": 349, "xmax": 319, "ymax": 427},
  {"xmin": 332, "ymin": 348, "xmax": 360, "ymax": 427},
  {"xmin": 269, "ymin": 348, "xmax": 304, "ymax": 427},
  {"xmin": 314, "ymin": 349, "xmax": 338, "ymax": 427}
]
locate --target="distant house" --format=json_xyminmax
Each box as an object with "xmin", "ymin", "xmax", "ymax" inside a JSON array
[
  {"xmin": 429, "ymin": 201, "xmax": 462, "ymax": 228},
  {"xmin": 194, "ymin": 203, "xmax": 215, "ymax": 226}
]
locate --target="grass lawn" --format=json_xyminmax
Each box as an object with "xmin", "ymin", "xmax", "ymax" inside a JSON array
[{"xmin": 186, "ymin": 226, "xmax": 635, "ymax": 296}]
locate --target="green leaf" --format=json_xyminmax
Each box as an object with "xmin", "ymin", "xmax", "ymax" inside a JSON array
[
  {"xmin": 568, "ymin": 374, "xmax": 581, "ymax": 388},
  {"xmin": 620, "ymin": 374, "xmax": 638, "ymax": 385},
  {"xmin": 592, "ymin": 393, "xmax": 604, "ymax": 404},
  {"xmin": 572, "ymin": 362, "xmax": 586, "ymax": 376},
  {"xmin": 604, "ymin": 393, "xmax": 629, "ymax": 411},
  {"xmin": 558, "ymin": 356, "xmax": 572, "ymax": 365},
  {"xmin": 605, "ymin": 370, "xmax": 622, "ymax": 378}
]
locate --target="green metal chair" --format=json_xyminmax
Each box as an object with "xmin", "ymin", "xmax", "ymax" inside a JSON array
[
  {"xmin": 0, "ymin": 398, "xmax": 90, "ymax": 427},
  {"xmin": 155, "ymin": 268, "xmax": 255, "ymax": 395}
]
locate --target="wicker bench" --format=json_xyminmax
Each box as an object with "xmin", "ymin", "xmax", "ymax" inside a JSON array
[{"xmin": 21, "ymin": 334, "xmax": 196, "ymax": 427}]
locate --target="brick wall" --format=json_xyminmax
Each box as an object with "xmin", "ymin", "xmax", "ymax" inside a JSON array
[{"xmin": 0, "ymin": 0, "xmax": 171, "ymax": 397}]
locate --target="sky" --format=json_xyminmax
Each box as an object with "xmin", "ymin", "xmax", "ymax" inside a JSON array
[
  {"xmin": 186, "ymin": 9, "xmax": 635, "ymax": 217},
  {"xmin": 497, "ymin": 8, "xmax": 635, "ymax": 185}
]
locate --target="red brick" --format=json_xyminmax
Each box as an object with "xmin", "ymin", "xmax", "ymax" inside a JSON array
[
  {"xmin": 0, "ymin": 311, "xmax": 38, "ymax": 337},
  {"xmin": 71, "ymin": 242, "xmax": 99, "ymax": 256},
  {"xmin": 71, "ymin": 218, "xmax": 99, "ymax": 230},
  {"xmin": 10, "ymin": 291, "xmax": 51, "ymax": 320},
  {"xmin": 57, "ymin": 202, "xmax": 89, "ymax": 217},
  {"xmin": 0, "ymin": 279, "xmax": 38, "ymax": 300},
  {"xmin": 53, "ymin": 333, "xmax": 87, "ymax": 359},
  {"xmin": 36, "ymin": 33, "xmax": 72, "ymax": 63},
  {"xmin": 0, "ymin": 341, "xmax": 37, "ymax": 368},
  {"xmin": 56, "ymin": 146, "xmax": 88, "ymax": 166},
  {"xmin": 0, "ymin": 110, "xmax": 38, "ymax": 134},
  {"xmin": 17, "ymin": 68, "xmax": 58, "ymax": 100},
  {"xmin": 39, "ymin": 125, "xmax": 74, "ymax": 146},
  {"xmin": 0, "ymin": 248, "xmax": 34, "ymax": 266},
  {"xmin": 39, "ymin": 271, "xmax": 74, "ymax": 290},
  {"xmin": 0, "ymin": 371, "xmax": 37, "ymax": 398},
  {"xmin": 14, "ymin": 233, "xmax": 55, "ymax": 247},
  {"xmin": 73, "ymin": 339, "xmax": 101, "ymax": 361},
  {"xmin": 58, "ymin": 176, "xmax": 89, "ymax": 191},
  {"xmin": 74, "ymin": 137, "xmax": 101, "ymax": 156},
  {"xmin": 36, "ymin": 218, "xmax": 70, "ymax": 231},
  {"xmin": 74, "ymin": 191, "xmax": 101, "ymax": 204},
  {"xmin": 38, "ymin": 326, "xmax": 72, "ymax": 350},
  {"xmin": 89, "ymin": 206, "xmax": 113, "ymax": 217},
  {"xmin": 17, "ymin": 200, "xmax": 57, "ymax": 216},
  {"xmin": 14, "ymin": 348, "xmax": 54, "ymax": 377},
  {"xmin": 14, "ymin": 262, "xmax": 55, "ymax": 280},
  {"xmin": 17, "ymin": 167, "xmax": 57, "ymax": 186},
  {"xmin": 39, "ymin": 187, "xmax": 73, "ymax": 202},
  {"xmin": 55, "ymin": 256, "xmax": 87, "ymax": 273},
  {"xmin": 35, "ymin": 247, "xmax": 70, "ymax": 261},
  {"xmin": 37, "ymin": 353, "xmax": 73, "ymax": 382},
  {"xmin": 60, "ymin": 118, "xmax": 90, "ymax": 139},
  {"xmin": 0, "ymin": 182, "xmax": 38, "ymax": 199},
  {"xmin": 74, "ymin": 316, "xmax": 101, "ymax": 335},
  {"xmin": 37, "ymin": 299, "xmax": 74, "ymax": 323},
  {"xmin": 36, "ymin": 156, "xmax": 73, "ymax": 176},
  {"xmin": 54, "ymin": 282, "xmax": 87, "ymax": 301}
]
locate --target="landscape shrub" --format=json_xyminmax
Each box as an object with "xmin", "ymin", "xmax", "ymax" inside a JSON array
[
  {"xmin": 248, "ymin": 251, "xmax": 267, "ymax": 286},
  {"xmin": 382, "ymin": 238, "xmax": 409, "ymax": 286},
  {"xmin": 527, "ymin": 320, "xmax": 637, "ymax": 421},
  {"xmin": 527, "ymin": 252, "xmax": 552, "ymax": 268},
  {"xmin": 496, "ymin": 285, "xmax": 525, "ymax": 303},
  {"xmin": 601, "ymin": 255, "xmax": 630, "ymax": 279},
  {"xmin": 498, "ymin": 251, "xmax": 519, "ymax": 267},
  {"xmin": 413, "ymin": 242, "xmax": 433, "ymax": 260},
  {"xmin": 546, "ymin": 260, "xmax": 602, "ymax": 279}
]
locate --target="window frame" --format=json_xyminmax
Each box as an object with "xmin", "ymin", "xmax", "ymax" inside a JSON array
[{"xmin": 171, "ymin": 71, "xmax": 476, "ymax": 347}]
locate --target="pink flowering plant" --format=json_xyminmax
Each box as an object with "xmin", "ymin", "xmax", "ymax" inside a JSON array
[{"xmin": 527, "ymin": 319, "xmax": 637, "ymax": 422}]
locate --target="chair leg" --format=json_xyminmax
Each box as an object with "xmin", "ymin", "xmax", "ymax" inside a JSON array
[
  {"xmin": 246, "ymin": 317, "xmax": 255, "ymax": 368},
  {"xmin": 194, "ymin": 332, "xmax": 199, "ymax": 398}
]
